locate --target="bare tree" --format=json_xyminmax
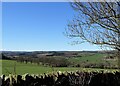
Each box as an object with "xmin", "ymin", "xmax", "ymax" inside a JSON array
[{"xmin": 65, "ymin": 1, "xmax": 120, "ymax": 68}]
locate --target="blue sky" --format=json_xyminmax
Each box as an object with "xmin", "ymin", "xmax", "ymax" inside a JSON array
[{"xmin": 2, "ymin": 2, "xmax": 101, "ymax": 51}]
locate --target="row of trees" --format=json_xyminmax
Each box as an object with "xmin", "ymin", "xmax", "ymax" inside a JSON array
[
  {"xmin": 15, "ymin": 56, "xmax": 118, "ymax": 69},
  {"xmin": 16, "ymin": 56, "xmax": 71, "ymax": 67}
]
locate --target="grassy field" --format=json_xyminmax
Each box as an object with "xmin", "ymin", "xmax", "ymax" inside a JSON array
[
  {"xmin": 1, "ymin": 60, "xmax": 83, "ymax": 75},
  {"xmin": 68, "ymin": 53, "xmax": 117, "ymax": 65},
  {"xmin": 1, "ymin": 53, "xmax": 117, "ymax": 75},
  {"xmin": 68, "ymin": 53, "xmax": 105, "ymax": 63},
  {"xmin": 1, "ymin": 59, "xmax": 118, "ymax": 75}
]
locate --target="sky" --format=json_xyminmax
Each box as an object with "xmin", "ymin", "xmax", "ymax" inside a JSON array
[{"xmin": 2, "ymin": 2, "xmax": 101, "ymax": 51}]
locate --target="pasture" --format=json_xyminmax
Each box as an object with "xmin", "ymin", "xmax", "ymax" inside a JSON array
[
  {"xmin": 1, "ymin": 52, "xmax": 118, "ymax": 75},
  {"xmin": 68, "ymin": 53, "xmax": 105, "ymax": 63},
  {"xmin": 1, "ymin": 60, "xmax": 82, "ymax": 75},
  {"xmin": 1, "ymin": 58, "xmax": 118, "ymax": 75}
]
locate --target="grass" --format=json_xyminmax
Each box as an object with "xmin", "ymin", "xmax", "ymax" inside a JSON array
[
  {"xmin": 1, "ymin": 60, "xmax": 83, "ymax": 75},
  {"xmin": 68, "ymin": 53, "xmax": 106, "ymax": 63},
  {"xmin": 1, "ymin": 59, "xmax": 118, "ymax": 75},
  {"xmin": 68, "ymin": 53, "xmax": 118, "ymax": 65}
]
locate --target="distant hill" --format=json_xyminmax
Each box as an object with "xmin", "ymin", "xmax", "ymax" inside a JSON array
[
  {"xmin": 0, "ymin": 53, "xmax": 11, "ymax": 60},
  {"xmin": 1, "ymin": 51, "xmax": 98, "ymax": 58},
  {"xmin": 1, "ymin": 50, "xmax": 115, "ymax": 60}
]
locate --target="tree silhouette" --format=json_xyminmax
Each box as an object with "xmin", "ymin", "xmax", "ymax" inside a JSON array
[{"xmin": 66, "ymin": 1, "xmax": 120, "ymax": 68}]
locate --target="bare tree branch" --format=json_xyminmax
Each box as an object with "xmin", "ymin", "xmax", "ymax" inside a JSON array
[{"xmin": 66, "ymin": 1, "xmax": 120, "ymax": 68}]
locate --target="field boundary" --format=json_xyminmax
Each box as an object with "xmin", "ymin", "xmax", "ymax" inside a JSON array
[{"xmin": 1, "ymin": 70, "xmax": 120, "ymax": 86}]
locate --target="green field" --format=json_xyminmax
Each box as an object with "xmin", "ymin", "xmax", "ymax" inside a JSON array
[
  {"xmin": 69, "ymin": 53, "xmax": 105, "ymax": 63},
  {"xmin": 1, "ymin": 59, "xmax": 118, "ymax": 75},
  {"xmin": 1, "ymin": 60, "xmax": 82, "ymax": 75},
  {"xmin": 68, "ymin": 53, "xmax": 117, "ymax": 65},
  {"xmin": 1, "ymin": 53, "xmax": 118, "ymax": 75}
]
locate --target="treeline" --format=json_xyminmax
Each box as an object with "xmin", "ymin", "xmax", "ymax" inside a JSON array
[
  {"xmin": 2, "ymin": 53, "xmax": 118, "ymax": 69},
  {"xmin": 1, "ymin": 54, "xmax": 118, "ymax": 69},
  {"xmin": 16, "ymin": 56, "xmax": 71, "ymax": 67},
  {"xmin": 15, "ymin": 56, "xmax": 118, "ymax": 69},
  {"xmin": 72, "ymin": 62, "xmax": 118, "ymax": 69},
  {"xmin": 1, "ymin": 71, "xmax": 120, "ymax": 86}
]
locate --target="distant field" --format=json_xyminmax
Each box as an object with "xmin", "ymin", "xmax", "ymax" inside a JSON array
[
  {"xmin": 68, "ymin": 53, "xmax": 117, "ymax": 65},
  {"xmin": 1, "ymin": 59, "xmax": 118, "ymax": 75},
  {"xmin": 68, "ymin": 53, "xmax": 105, "ymax": 63}
]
